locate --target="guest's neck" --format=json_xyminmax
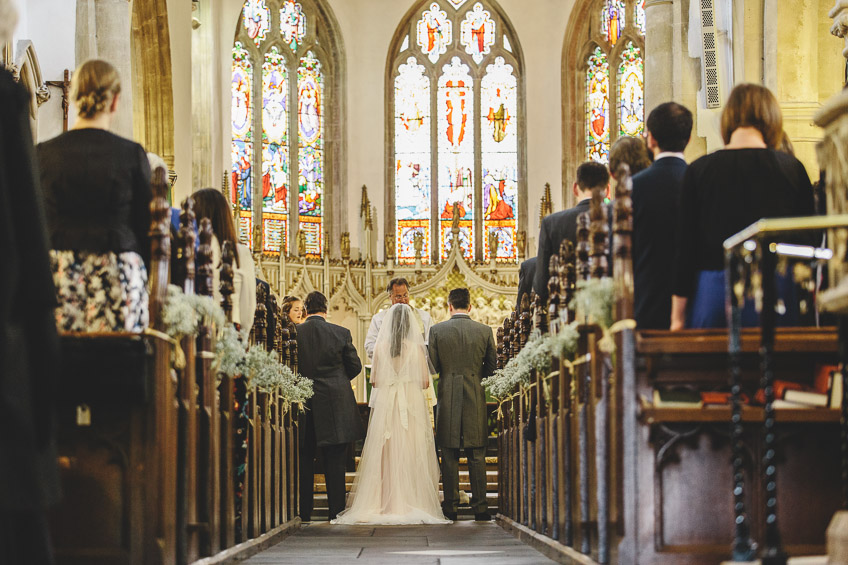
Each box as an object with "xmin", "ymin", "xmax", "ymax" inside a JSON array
[
  {"xmin": 307, "ymin": 312, "xmax": 327, "ymax": 320},
  {"xmin": 725, "ymin": 127, "xmax": 767, "ymax": 149},
  {"xmin": 72, "ymin": 113, "xmax": 113, "ymax": 131}
]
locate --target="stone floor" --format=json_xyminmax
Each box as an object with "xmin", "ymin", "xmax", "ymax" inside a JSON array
[{"xmin": 242, "ymin": 520, "xmax": 557, "ymax": 564}]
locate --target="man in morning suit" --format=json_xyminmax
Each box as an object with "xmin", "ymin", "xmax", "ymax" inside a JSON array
[
  {"xmin": 429, "ymin": 288, "xmax": 497, "ymax": 521},
  {"xmin": 296, "ymin": 291, "xmax": 363, "ymax": 521},
  {"xmin": 534, "ymin": 162, "xmax": 610, "ymax": 303},
  {"xmin": 631, "ymin": 102, "xmax": 693, "ymax": 329},
  {"xmin": 516, "ymin": 257, "xmax": 537, "ymax": 311}
]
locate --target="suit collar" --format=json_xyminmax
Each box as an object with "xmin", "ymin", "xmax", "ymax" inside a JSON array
[
  {"xmin": 451, "ymin": 313, "xmax": 471, "ymax": 319},
  {"xmin": 305, "ymin": 315, "xmax": 327, "ymax": 323}
]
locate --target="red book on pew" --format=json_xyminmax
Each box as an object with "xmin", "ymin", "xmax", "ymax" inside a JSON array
[{"xmin": 701, "ymin": 392, "xmax": 749, "ymax": 406}]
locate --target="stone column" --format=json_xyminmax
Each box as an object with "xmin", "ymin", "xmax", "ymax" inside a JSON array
[
  {"xmin": 75, "ymin": 0, "xmax": 133, "ymax": 138},
  {"xmin": 644, "ymin": 0, "xmax": 675, "ymax": 114}
]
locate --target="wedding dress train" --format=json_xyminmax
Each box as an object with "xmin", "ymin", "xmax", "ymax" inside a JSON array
[{"xmin": 332, "ymin": 304, "xmax": 449, "ymax": 525}]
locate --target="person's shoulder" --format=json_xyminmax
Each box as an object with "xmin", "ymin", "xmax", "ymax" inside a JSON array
[
  {"xmin": 0, "ymin": 68, "xmax": 27, "ymax": 107},
  {"xmin": 522, "ymin": 257, "xmax": 537, "ymax": 270}
]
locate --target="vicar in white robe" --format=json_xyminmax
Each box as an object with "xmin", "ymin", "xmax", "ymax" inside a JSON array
[{"xmin": 364, "ymin": 277, "xmax": 432, "ymax": 360}]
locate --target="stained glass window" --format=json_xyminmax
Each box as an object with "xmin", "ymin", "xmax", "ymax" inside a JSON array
[
  {"xmin": 232, "ymin": 42, "xmax": 254, "ymax": 248},
  {"xmin": 586, "ymin": 46, "xmax": 610, "ymax": 163},
  {"xmin": 460, "ymin": 3, "xmax": 495, "ymax": 65},
  {"xmin": 481, "ymin": 57, "xmax": 517, "ymax": 262},
  {"xmin": 243, "ymin": 0, "xmax": 271, "ymax": 48},
  {"xmin": 438, "ymin": 57, "xmax": 474, "ymax": 262},
  {"xmin": 280, "ymin": 1, "xmax": 306, "ymax": 52},
  {"xmin": 393, "ymin": 0, "xmax": 522, "ymax": 264},
  {"xmin": 395, "ymin": 57, "xmax": 432, "ymax": 265},
  {"xmin": 581, "ymin": 0, "xmax": 645, "ymax": 165},
  {"xmin": 636, "ymin": 0, "xmax": 646, "ymax": 35},
  {"xmin": 617, "ymin": 42, "xmax": 644, "ymax": 137},
  {"xmin": 297, "ymin": 51, "xmax": 324, "ymax": 256},
  {"xmin": 417, "ymin": 3, "xmax": 452, "ymax": 64},
  {"xmin": 601, "ymin": 0, "xmax": 625, "ymax": 47},
  {"xmin": 233, "ymin": 1, "xmax": 328, "ymax": 257},
  {"xmin": 261, "ymin": 46, "xmax": 288, "ymax": 253}
]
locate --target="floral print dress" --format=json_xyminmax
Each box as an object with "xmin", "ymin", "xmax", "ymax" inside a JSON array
[{"xmin": 50, "ymin": 250, "xmax": 149, "ymax": 332}]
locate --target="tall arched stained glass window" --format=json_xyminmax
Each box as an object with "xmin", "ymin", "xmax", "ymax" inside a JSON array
[
  {"xmin": 566, "ymin": 0, "xmax": 645, "ymax": 169},
  {"xmin": 586, "ymin": 47, "xmax": 610, "ymax": 163},
  {"xmin": 233, "ymin": 0, "xmax": 339, "ymax": 257},
  {"xmin": 389, "ymin": 0, "xmax": 524, "ymax": 264},
  {"xmin": 395, "ymin": 57, "xmax": 432, "ymax": 262},
  {"xmin": 617, "ymin": 42, "xmax": 644, "ymax": 137}
]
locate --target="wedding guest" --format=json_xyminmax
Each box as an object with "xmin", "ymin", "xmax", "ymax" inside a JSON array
[
  {"xmin": 191, "ymin": 188, "xmax": 256, "ymax": 340},
  {"xmin": 0, "ymin": 1, "xmax": 60, "ymax": 562},
  {"xmin": 534, "ymin": 162, "xmax": 610, "ymax": 303},
  {"xmin": 671, "ymin": 84, "xmax": 814, "ymax": 329},
  {"xmin": 609, "ymin": 135, "xmax": 652, "ymax": 180},
  {"xmin": 39, "ymin": 59, "xmax": 151, "ymax": 332},
  {"xmin": 631, "ymin": 102, "xmax": 692, "ymax": 329},
  {"xmin": 282, "ymin": 295, "xmax": 305, "ymax": 324}
]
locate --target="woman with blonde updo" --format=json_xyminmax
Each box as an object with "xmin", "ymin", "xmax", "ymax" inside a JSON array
[{"xmin": 38, "ymin": 59, "xmax": 152, "ymax": 332}]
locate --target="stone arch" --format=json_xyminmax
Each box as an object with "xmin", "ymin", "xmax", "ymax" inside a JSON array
[{"xmin": 13, "ymin": 40, "xmax": 49, "ymax": 133}]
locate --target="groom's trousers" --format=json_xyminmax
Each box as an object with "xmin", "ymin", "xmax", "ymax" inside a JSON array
[
  {"xmin": 299, "ymin": 412, "xmax": 349, "ymax": 521},
  {"xmin": 440, "ymin": 446, "xmax": 488, "ymax": 514}
]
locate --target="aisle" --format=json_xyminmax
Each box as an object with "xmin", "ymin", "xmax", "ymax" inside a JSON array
[{"xmin": 242, "ymin": 520, "xmax": 557, "ymax": 564}]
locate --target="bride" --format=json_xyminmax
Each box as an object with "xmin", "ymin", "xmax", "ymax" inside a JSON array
[{"xmin": 332, "ymin": 303, "xmax": 449, "ymax": 525}]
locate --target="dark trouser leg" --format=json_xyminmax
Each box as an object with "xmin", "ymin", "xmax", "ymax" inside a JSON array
[
  {"xmin": 440, "ymin": 447, "xmax": 460, "ymax": 514},
  {"xmin": 298, "ymin": 411, "xmax": 316, "ymax": 521},
  {"xmin": 322, "ymin": 443, "xmax": 349, "ymax": 520},
  {"xmin": 466, "ymin": 446, "xmax": 488, "ymax": 514}
]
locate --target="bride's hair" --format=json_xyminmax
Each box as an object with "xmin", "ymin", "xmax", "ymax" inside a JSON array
[{"xmin": 390, "ymin": 304, "xmax": 410, "ymax": 358}]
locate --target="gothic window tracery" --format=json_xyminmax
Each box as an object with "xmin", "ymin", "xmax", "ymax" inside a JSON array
[
  {"xmin": 566, "ymin": 0, "xmax": 645, "ymax": 171},
  {"xmin": 390, "ymin": 0, "xmax": 524, "ymax": 265},
  {"xmin": 233, "ymin": 0, "xmax": 337, "ymax": 257}
]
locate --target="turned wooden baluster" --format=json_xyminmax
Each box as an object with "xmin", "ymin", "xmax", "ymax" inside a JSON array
[
  {"xmin": 534, "ymin": 293, "xmax": 549, "ymax": 335},
  {"xmin": 220, "ymin": 242, "xmax": 235, "ymax": 324},
  {"xmin": 503, "ymin": 316, "xmax": 513, "ymax": 363},
  {"xmin": 267, "ymin": 295, "xmax": 280, "ymax": 353},
  {"xmin": 509, "ymin": 311, "xmax": 518, "ymax": 361},
  {"xmin": 279, "ymin": 327, "xmax": 291, "ymax": 366},
  {"xmin": 251, "ymin": 284, "xmax": 268, "ymax": 348},
  {"xmin": 176, "ymin": 197, "xmax": 200, "ymax": 563},
  {"xmin": 497, "ymin": 327, "xmax": 505, "ymax": 370},
  {"xmin": 560, "ymin": 240, "xmax": 577, "ymax": 323},
  {"xmin": 612, "ymin": 164, "xmax": 634, "ymax": 320},
  {"xmin": 148, "ymin": 167, "xmax": 171, "ymax": 329},
  {"xmin": 197, "ymin": 219, "xmax": 214, "ymax": 298},
  {"xmin": 576, "ymin": 213, "xmax": 591, "ymax": 284},
  {"xmin": 218, "ymin": 240, "xmax": 236, "ymax": 548},
  {"xmin": 195, "ymin": 216, "xmax": 219, "ymax": 556},
  {"xmin": 519, "ymin": 293, "xmax": 532, "ymax": 350},
  {"xmin": 589, "ymin": 185, "xmax": 609, "ymax": 280},
  {"xmin": 547, "ymin": 254, "xmax": 562, "ymax": 334}
]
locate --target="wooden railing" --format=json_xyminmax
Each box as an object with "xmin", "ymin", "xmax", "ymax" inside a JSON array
[
  {"xmin": 494, "ymin": 166, "xmax": 844, "ymax": 565},
  {"xmin": 49, "ymin": 172, "xmax": 301, "ymax": 565}
]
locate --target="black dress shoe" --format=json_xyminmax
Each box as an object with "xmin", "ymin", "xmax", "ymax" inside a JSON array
[
  {"xmin": 474, "ymin": 511, "xmax": 492, "ymax": 522},
  {"xmin": 445, "ymin": 511, "xmax": 458, "ymax": 521}
]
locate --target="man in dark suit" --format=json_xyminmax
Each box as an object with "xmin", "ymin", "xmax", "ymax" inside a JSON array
[
  {"xmin": 429, "ymin": 288, "xmax": 497, "ymax": 521},
  {"xmin": 296, "ymin": 291, "xmax": 363, "ymax": 521},
  {"xmin": 515, "ymin": 257, "xmax": 536, "ymax": 311},
  {"xmin": 631, "ymin": 102, "xmax": 692, "ymax": 329},
  {"xmin": 534, "ymin": 162, "xmax": 610, "ymax": 303}
]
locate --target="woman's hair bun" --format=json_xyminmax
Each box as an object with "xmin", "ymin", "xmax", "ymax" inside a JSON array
[{"xmin": 70, "ymin": 59, "xmax": 121, "ymax": 119}]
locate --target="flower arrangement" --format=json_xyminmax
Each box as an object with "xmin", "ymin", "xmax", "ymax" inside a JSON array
[
  {"xmin": 164, "ymin": 285, "xmax": 314, "ymax": 407},
  {"xmin": 483, "ymin": 277, "xmax": 615, "ymax": 401}
]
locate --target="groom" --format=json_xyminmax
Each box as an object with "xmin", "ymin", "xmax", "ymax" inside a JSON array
[
  {"xmin": 296, "ymin": 291, "xmax": 363, "ymax": 521},
  {"xmin": 428, "ymin": 288, "xmax": 497, "ymax": 521}
]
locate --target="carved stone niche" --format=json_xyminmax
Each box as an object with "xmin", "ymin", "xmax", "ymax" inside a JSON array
[{"xmin": 829, "ymin": 0, "xmax": 848, "ymax": 60}]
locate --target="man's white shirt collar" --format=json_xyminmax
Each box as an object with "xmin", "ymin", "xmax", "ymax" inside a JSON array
[{"xmin": 654, "ymin": 151, "xmax": 686, "ymax": 162}]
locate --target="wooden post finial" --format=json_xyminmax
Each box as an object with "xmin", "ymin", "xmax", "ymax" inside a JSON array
[{"xmin": 196, "ymin": 218, "xmax": 214, "ymax": 297}]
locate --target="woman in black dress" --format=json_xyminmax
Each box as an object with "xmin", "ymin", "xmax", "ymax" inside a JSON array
[
  {"xmin": 670, "ymin": 84, "xmax": 814, "ymax": 329},
  {"xmin": 38, "ymin": 59, "xmax": 152, "ymax": 332}
]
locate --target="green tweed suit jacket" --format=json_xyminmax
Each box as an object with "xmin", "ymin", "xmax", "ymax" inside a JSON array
[{"xmin": 428, "ymin": 313, "xmax": 497, "ymax": 448}]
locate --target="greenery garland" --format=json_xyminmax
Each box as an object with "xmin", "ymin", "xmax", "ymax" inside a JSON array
[
  {"xmin": 164, "ymin": 285, "xmax": 314, "ymax": 408},
  {"xmin": 482, "ymin": 277, "xmax": 614, "ymax": 401}
]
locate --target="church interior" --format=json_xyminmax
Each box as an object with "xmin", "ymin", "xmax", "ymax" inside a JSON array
[{"xmin": 6, "ymin": 0, "xmax": 848, "ymax": 563}]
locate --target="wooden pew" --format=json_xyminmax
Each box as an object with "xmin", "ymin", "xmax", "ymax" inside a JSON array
[{"xmin": 49, "ymin": 169, "xmax": 178, "ymax": 565}]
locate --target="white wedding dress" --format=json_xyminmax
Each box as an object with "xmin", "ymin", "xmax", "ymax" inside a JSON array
[{"xmin": 332, "ymin": 304, "xmax": 449, "ymax": 525}]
